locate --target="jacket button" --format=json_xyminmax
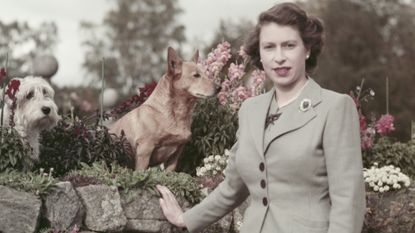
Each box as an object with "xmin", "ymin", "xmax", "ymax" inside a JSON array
[
  {"xmin": 262, "ymin": 197, "xmax": 268, "ymax": 206},
  {"xmin": 260, "ymin": 179, "xmax": 266, "ymax": 189},
  {"xmin": 259, "ymin": 162, "xmax": 265, "ymax": 171}
]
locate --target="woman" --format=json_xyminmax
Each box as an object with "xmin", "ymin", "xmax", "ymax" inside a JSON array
[{"xmin": 157, "ymin": 2, "xmax": 366, "ymax": 233}]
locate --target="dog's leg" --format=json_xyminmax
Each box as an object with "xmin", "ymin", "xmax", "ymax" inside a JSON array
[
  {"xmin": 134, "ymin": 141, "xmax": 155, "ymax": 170},
  {"xmin": 164, "ymin": 145, "xmax": 184, "ymax": 171}
]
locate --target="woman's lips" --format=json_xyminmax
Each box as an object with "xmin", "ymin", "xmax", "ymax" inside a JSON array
[{"xmin": 274, "ymin": 67, "xmax": 291, "ymax": 77}]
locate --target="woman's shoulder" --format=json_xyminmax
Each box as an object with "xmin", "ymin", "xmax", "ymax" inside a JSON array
[
  {"xmin": 320, "ymin": 87, "xmax": 356, "ymax": 110},
  {"xmin": 239, "ymin": 90, "xmax": 271, "ymax": 110}
]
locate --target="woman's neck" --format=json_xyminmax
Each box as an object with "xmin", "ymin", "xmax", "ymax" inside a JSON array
[{"xmin": 275, "ymin": 76, "xmax": 308, "ymax": 106}]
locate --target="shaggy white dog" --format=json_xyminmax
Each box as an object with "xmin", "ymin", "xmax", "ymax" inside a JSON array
[{"xmin": 1, "ymin": 76, "xmax": 60, "ymax": 160}]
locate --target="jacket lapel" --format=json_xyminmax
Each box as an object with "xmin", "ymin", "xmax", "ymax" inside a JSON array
[
  {"xmin": 249, "ymin": 89, "xmax": 274, "ymax": 156},
  {"xmin": 252, "ymin": 78, "xmax": 321, "ymax": 155}
]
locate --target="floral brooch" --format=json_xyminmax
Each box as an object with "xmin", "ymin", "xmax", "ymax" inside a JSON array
[{"xmin": 299, "ymin": 98, "xmax": 312, "ymax": 112}]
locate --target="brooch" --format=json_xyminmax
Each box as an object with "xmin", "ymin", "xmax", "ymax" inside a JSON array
[{"xmin": 299, "ymin": 99, "xmax": 312, "ymax": 112}]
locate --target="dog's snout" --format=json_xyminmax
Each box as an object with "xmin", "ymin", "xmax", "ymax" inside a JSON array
[{"xmin": 42, "ymin": 106, "xmax": 51, "ymax": 115}]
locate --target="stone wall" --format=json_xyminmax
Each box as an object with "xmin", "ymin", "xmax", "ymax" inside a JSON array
[
  {"xmin": 0, "ymin": 182, "xmax": 243, "ymax": 233},
  {"xmin": 0, "ymin": 182, "xmax": 413, "ymax": 233}
]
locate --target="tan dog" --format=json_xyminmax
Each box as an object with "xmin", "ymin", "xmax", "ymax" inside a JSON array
[{"xmin": 110, "ymin": 47, "xmax": 217, "ymax": 170}]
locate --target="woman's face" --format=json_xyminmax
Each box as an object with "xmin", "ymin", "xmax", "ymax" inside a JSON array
[{"xmin": 259, "ymin": 22, "xmax": 309, "ymax": 90}]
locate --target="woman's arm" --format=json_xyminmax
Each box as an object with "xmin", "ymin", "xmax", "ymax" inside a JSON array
[
  {"xmin": 158, "ymin": 101, "xmax": 250, "ymax": 233},
  {"xmin": 323, "ymin": 94, "xmax": 366, "ymax": 233}
]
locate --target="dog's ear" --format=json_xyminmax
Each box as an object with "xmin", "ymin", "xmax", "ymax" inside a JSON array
[
  {"xmin": 191, "ymin": 50, "xmax": 199, "ymax": 63},
  {"xmin": 167, "ymin": 47, "xmax": 182, "ymax": 77}
]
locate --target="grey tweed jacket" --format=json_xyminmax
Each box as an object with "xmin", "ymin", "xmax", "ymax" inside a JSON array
[{"xmin": 183, "ymin": 78, "xmax": 366, "ymax": 233}]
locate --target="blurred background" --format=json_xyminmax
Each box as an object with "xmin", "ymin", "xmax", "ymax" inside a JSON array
[{"xmin": 0, "ymin": 0, "xmax": 414, "ymax": 140}]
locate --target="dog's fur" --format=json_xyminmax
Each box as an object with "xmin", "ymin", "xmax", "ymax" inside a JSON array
[
  {"xmin": 110, "ymin": 47, "xmax": 217, "ymax": 170},
  {"xmin": 0, "ymin": 76, "xmax": 60, "ymax": 160}
]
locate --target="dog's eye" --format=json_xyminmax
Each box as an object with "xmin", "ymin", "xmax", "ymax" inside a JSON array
[
  {"xmin": 193, "ymin": 73, "xmax": 201, "ymax": 78},
  {"xmin": 26, "ymin": 91, "xmax": 34, "ymax": 100},
  {"xmin": 43, "ymin": 89, "xmax": 49, "ymax": 97}
]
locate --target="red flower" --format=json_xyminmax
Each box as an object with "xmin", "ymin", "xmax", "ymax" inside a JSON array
[
  {"xmin": 359, "ymin": 113, "xmax": 366, "ymax": 131},
  {"xmin": 0, "ymin": 67, "xmax": 6, "ymax": 81},
  {"xmin": 5, "ymin": 79, "xmax": 21, "ymax": 99}
]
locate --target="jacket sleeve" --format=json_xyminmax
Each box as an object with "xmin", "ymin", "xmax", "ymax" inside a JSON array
[
  {"xmin": 183, "ymin": 102, "xmax": 250, "ymax": 233},
  {"xmin": 323, "ymin": 94, "xmax": 366, "ymax": 233}
]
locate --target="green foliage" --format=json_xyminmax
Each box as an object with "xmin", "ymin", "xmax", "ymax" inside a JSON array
[
  {"xmin": 178, "ymin": 98, "xmax": 238, "ymax": 175},
  {"xmin": 68, "ymin": 161, "xmax": 203, "ymax": 204},
  {"xmin": 0, "ymin": 127, "xmax": 32, "ymax": 172},
  {"xmin": 80, "ymin": 0, "xmax": 185, "ymax": 89},
  {"xmin": 305, "ymin": 0, "xmax": 415, "ymax": 140},
  {"xmin": 0, "ymin": 20, "xmax": 58, "ymax": 76},
  {"xmin": 35, "ymin": 117, "xmax": 133, "ymax": 177},
  {"xmin": 0, "ymin": 169, "xmax": 56, "ymax": 196},
  {"xmin": 364, "ymin": 137, "xmax": 415, "ymax": 178}
]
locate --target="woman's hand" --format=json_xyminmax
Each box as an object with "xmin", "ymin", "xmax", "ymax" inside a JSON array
[{"xmin": 156, "ymin": 185, "xmax": 186, "ymax": 228}]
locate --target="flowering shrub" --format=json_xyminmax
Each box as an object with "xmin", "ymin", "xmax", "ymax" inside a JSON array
[
  {"xmin": 364, "ymin": 163, "xmax": 411, "ymax": 193},
  {"xmin": 193, "ymin": 149, "xmax": 231, "ymax": 191},
  {"xmin": 349, "ymin": 82, "xmax": 395, "ymax": 151},
  {"xmin": 35, "ymin": 117, "xmax": 132, "ymax": 177},
  {"xmin": 180, "ymin": 41, "xmax": 265, "ymax": 174},
  {"xmin": 196, "ymin": 149, "xmax": 230, "ymax": 178},
  {"xmin": 203, "ymin": 41, "xmax": 266, "ymax": 112}
]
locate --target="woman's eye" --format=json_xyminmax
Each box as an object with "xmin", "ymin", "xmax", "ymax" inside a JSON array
[
  {"xmin": 284, "ymin": 43, "xmax": 296, "ymax": 49},
  {"xmin": 193, "ymin": 73, "xmax": 201, "ymax": 78}
]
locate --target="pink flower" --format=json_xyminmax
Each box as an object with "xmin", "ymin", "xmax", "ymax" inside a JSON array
[
  {"xmin": 361, "ymin": 127, "xmax": 375, "ymax": 150},
  {"xmin": 217, "ymin": 91, "xmax": 227, "ymax": 105},
  {"xmin": 203, "ymin": 41, "xmax": 232, "ymax": 80},
  {"xmin": 375, "ymin": 114, "xmax": 395, "ymax": 136},
  {"xmin": 250, "ymin": 69, "xmax": 266, "ymax": 95},
  {"xmin": 227, "ymin": 63, "xmax": 245, "ymax": 82},
  {"xmin": 221, "ymin": 80, "xmax": 231, "ymax": 92},
  {"xmin": 232, "ymin": 86, "xmax": 251, "ymax": 103},
  {"xmin": 358, "ymin": 113, "xmax": 366, "ymax": 132}
]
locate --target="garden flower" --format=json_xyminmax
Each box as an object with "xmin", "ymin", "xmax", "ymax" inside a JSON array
[
  {"xmin": 249, "ymin": 69, "xmax": 266, "ymax": 96},
  {"xmin": 363, "ymin": 163, "xmax": 411, "ymax": 193},
  {"xmin": 0, "ymin": 67, "xmax": 6, "ymax": 81},
  {"xmin": 375, "ymin": 114, "xmax": 395, "ymax": 135},
  {"xmin": 361, "ymin": 127, "xmax": 375, "ymax": 150},
  {"xmin": 203, "ymin": 41, "xmax": 232, "ymax": 81},
  {"xmin": 227, "ymin": 63, "xmax": 245, "ymax": 82},
  {"xmin": 5, "ymin": 79, "xmax": 21, "ymax": 99},
  {"xmin": 196, "ymin": 149, "xmax": 231, "ymax": 178}
]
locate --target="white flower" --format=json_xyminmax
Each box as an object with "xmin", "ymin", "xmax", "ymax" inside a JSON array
[
  {"xmin": 215, "ymin": 155, "xmax": 221, "ymax": 161},
  {"xmin": 299, "ymin": 98, "xmax": 312, "ymax": 112},
  {"xmin": 374, "ymin": 186, "xmax": 379, "ymax": 191},
  {"xmin": 205, "ymin": 164, "xmax": 212, "ymax": 171},
  {"xmin": 203, "ymin": 158, "xmax": 209, "ymax": 164}
]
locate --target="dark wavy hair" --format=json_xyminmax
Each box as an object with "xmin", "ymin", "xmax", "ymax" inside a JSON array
[{"xmin": 244, "ymin": 2, "xmax": 324, "ymax": 73}]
